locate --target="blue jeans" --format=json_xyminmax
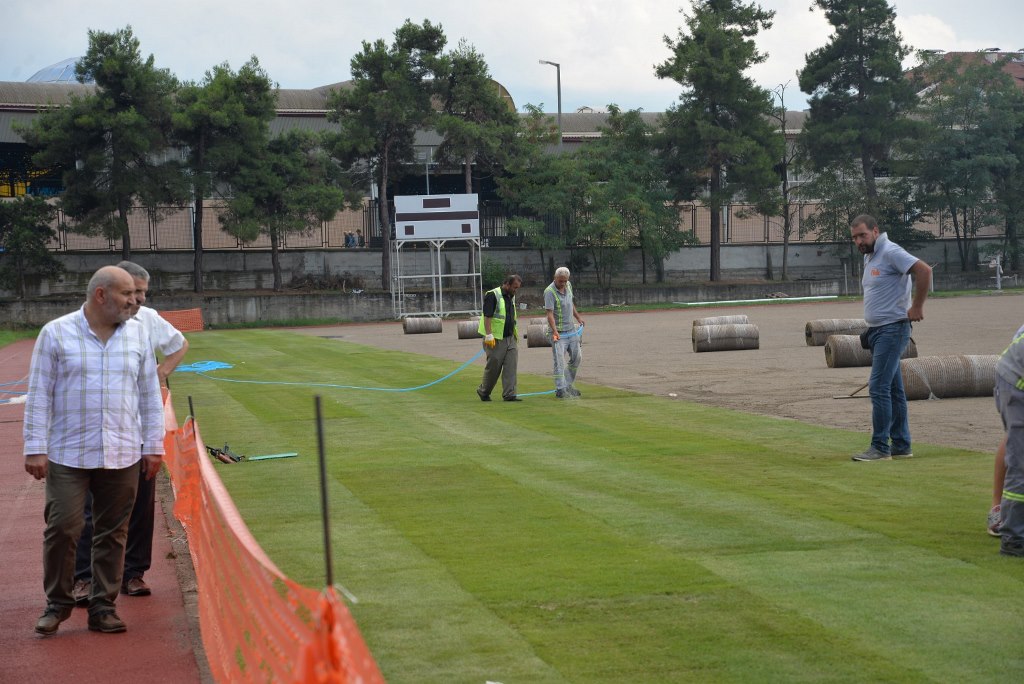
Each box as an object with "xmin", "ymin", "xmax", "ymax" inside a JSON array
[
  {"xmin": 867, "ymin": 320, "xmax": 912, "ymax": 454},
  {"xmin": 551, "ymin": 334, "xmax": 582, "ymax": 392}
]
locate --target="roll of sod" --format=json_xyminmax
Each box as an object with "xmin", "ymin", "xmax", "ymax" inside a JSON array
[
  {"xmin": 692, "ymin": 314, "xmax": 750, "ymax": 327},
  {"xmin": 402, "ymin": 317, "xmax": 443, "ymax": 334},
  {"xmin": 900, "ymin": 354, "xmax": 999, "ymax": 400},
  {"xmin": 805, "ymin": 318, "xmax": 868, "ymax": 346},
  {"xmin": 528, "ymin": 317, "xmax": 548, "ymax": 326},
  {"xmin": 457, "ymin": 320, "xmax": 482, "ymax": 339},
  {"xmin": 526, "ymin": 324, "xmax": 552, "ymax": 348},
  {"xmin": 692, "ymin": 323, "xmax": 760, "ymax": 352},
  {"xmin": 824, "ymin": 335, "xmax": 919, "ymax": 368}
]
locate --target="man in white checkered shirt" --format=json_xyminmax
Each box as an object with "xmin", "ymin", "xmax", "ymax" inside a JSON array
[
  {"xmin": 72, "ymin": 261, "xmax": 188, "ymax": 605},
  {"xmin": 24, "ymin": 265, "xmax": 164, "ymax": 636}
]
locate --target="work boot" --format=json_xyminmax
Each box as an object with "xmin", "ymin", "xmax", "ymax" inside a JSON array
[
  {"xmin": 35, "ymin": 605, "xmax": 74, "ymax": 636},
  {"xmin": 88, "ymin": 610, "xmax": 127, "ymax": 633},
  {"xmin": 73, "ymin": 579, "xmax": 90, "ymax": 606}
]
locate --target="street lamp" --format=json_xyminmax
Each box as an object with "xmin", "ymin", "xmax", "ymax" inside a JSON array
[{"xmin": 538, "ymin": 59, "xmax": 562, "ymax": 151}]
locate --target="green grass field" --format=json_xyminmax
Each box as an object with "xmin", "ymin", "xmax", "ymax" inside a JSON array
[{"xmin": 169, "ymin": 329, "xmax": 1024, "ymax": 683}]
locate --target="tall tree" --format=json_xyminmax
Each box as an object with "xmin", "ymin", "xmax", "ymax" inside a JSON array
[
  {"xmin": 326, "ymin": 20, "xmax": 447, "ymax": 289},
  {"xmin": 435, "ymin": 40, "xmax": 519, "ymax": 194},
  {"xmin": 990, "ymin": 74, "xmax": 1024, "ymax": 272},
  {"xmin": 903, "ymin": 54, "xmax": 1019, "ymax": 271},
  {"xmin": 798, "ymin": 0, "xmax": 919, "ymax": 212},
  {"xmin": 580, "ymin": 106, "xmax": 690, "ymax": 286},
  {"xmin": 221, "ymin": 129, "xmax": 359, "ymax": 291},
  {"xmin": 19, "ymin": 26, "xmax": 187, "ymax": 259},
  {"xmin": 173, "ymin": 57, "xmax": 277, "ymax": 293},
  {"xmin": 768, "ymin": 85, "xmax": 808, "ymax": 281},
  {"xmin": 656, "ymin": 0, "xmax": 783, "ymax": 281},
  {"xmin": 496, "ymin": 104, "xmax": 571, "ymax": 274},
  {"xmin": 0, "ymin": 195, "xmax": 64, "ymax": 299}
]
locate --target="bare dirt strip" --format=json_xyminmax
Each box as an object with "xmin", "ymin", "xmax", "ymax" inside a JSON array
[{"xmin": 294, "ymin": 292, "xmax": 1024, "ymax": 455}]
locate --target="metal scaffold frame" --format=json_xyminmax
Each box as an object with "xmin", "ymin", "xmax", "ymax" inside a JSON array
[{"xmin": 390, "ymin": 237, "xmax": 483, "ymax": 320}]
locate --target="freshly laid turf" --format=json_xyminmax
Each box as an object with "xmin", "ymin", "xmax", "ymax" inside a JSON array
[{"xmin": 170, "ymin": 329, "xmax": 1024, "ymax": 683}]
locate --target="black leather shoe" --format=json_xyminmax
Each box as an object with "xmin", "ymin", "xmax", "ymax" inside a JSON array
[
  {"xmin": 35, "ymin": 605, "xmax": 74, "ymax": 636},
  {"xmin": 503, "ymin": 396, "xmax": 523, "ymax": 402},
  {"xmin": 477, "ymin": 391, "xmax": 491, "ymax": 402},
  {"xmin": 88, "ymin": 610, "xmax": 127, "ymax": 633}
]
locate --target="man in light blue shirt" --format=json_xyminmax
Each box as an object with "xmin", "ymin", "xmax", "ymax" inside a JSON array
[{"xmin": 849, "ymin": 214, "xmax": 932, "ymax": 462}]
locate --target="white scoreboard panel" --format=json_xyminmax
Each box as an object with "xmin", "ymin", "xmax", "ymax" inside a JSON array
[{"xmin": 393, "ymin": 194, "xmax": 480, "ymax": 241}]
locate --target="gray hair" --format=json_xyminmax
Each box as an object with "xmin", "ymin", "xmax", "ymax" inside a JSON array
[
  {"xmin": 554, "ymin": 267, "xmax": 570, "ymax": 278},
  {"xmin": 116, "ymin": 260, "xmax": 150, "ymax": 282}
]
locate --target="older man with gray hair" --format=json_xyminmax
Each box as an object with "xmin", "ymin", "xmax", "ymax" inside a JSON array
[{"xmin": 544, "ymin": 266, "xmax": 585, "ymax": 398}]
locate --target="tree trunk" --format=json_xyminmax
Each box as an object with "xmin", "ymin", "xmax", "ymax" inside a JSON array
[
  {"xmin": 193, "ymin": 197, "xmax": 205, "ymax": 294},
  {"xmin": 463, "ymin": 153, "xmax": 472, "ymax": 194},
  {"xmin": 861, "ymin": 151, "xmax": 878, "ymax": 213},
  {"xmin": 709, "ymin": 167, "xmax": 722, "ymax": 282},
  {"xmin": 271, "ymin": 230, "xmax": 282, "ymax": 291},
  {"xmin": 119, "ymin": 202, "xmax": 131, "ymax": 260},
  {"xmin": 378, "ymin": 175, "xmax": 391, "ymax": 290}
]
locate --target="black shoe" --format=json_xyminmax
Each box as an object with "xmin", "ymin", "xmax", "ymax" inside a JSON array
[
  {"xmin": 503, "ymin": 396, "xmax": 523, "ymax": 402},
  {"xmin": 35, "ymin": 605, "xmax": 74, "ymax": 636},
  {"xmin": 88, "ymin": 610, "xmax": 127, "ymax": 633},
  {"xmin": 568, "ymin": 387, "xmax": 581, "ymax": 397},
  {"xmin": 555, "ymin": 390, "xmax": 565, "ymax": 398},
  {"xmin": 477, "ymin": 391, "xmax": 491, "ymax": 402}
]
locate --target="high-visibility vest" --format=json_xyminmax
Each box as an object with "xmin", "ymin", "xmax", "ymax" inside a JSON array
[
  {"xmin": 544, "ymin": 281, "xmax": 574, "ymax": 331},
  {"xmin": 479, "ymin": 286, "xmax": 518, "ymax": 339}
]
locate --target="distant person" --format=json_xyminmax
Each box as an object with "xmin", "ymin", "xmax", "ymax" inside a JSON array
[
  {"xmin": 994, "ymin": 323, "xmax": 1024, "ymax": 557},
  {"xmin": 477, "ymin": 274, "xmax": 522, "ymax": 402},
  {"xmin": 544, "ymin": 267, "xmax": 585, "ymax": 398},
  {"xmin": 849, "ymin": 214, "xmax": 932, "ymax": 462},
  {"xmin": 24, "ymin": 266, "xmax": 164, "ymax": 635},
  {"xmin": 356, "ymin": 229, "xmax": 365, "ymax": 247},
  {"xmin": 72, "ymin": 261, "xmax": 189, "ymax": 604}
]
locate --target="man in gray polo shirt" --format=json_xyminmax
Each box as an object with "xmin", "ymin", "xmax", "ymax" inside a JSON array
[
  {"xmin": 544, "ymin": 267, "xmax": 585, "ymax": 398},
  {"xmin": 850, "ymin": 214, "xmax": 932, "ymax": 462}
]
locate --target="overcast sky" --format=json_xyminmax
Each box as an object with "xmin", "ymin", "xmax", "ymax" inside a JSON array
[{"xmin": 3, "ymin": 1, "xmax": 1021, "ymax": 114}]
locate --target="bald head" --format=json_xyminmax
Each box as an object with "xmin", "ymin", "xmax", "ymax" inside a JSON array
[{"xmin": 85, "ymin": 266, "xmax": 136, "ymax": 327}]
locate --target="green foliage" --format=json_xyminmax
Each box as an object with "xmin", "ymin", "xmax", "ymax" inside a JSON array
[
  {"xmin": 221, "ymin": 129, "xmax": 360, "ymax": 291},
  {"xmin": 992, "ymin": 87, "xmax": 1024, "ymax": 271},
  {"xmin": 325, "ymin": 20, "xmax": 448, "ymax": 288},
  {"xmin": 0, "ymin": 195, "xmax": 64, "ymax": 298},
  {"xmin": 18, "ymin": 26, "xmax": 187, "ymax": 259},
  {"xmin": 480, "ymin": 256, "xmax": 507, "ymax": 290},
  {"xmin": 798, "ymin": 0, "xmax": 920, "ymax": 208},
  {"xmin": 170, "ymin": 329, "xmax": 1020, "ymax": 683},
  {"xmin": 903, "ymin": 54, "xmax": 1021, "ymax": 271},
  {"xmin": 435, "ymin": 40, "xmax": 519, "ymax": 193},
  {"xmin": 656, "ymin": 0, "xmax": 783, "ymax": 281},
  {"xmin": 173, "ymin": 57, "xmax": 277, "ymax": 293}
]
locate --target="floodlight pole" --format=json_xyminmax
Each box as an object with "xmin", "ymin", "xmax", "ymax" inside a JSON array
[
  {"xmin": 314, "ymin": 395, "xmax": 334, "ymax": 589},
  {"xmin": 538, "ymin": 60, "xmax": 562, "ymax": 151}
]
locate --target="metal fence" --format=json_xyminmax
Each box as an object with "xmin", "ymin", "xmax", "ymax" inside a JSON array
[{"xmin": 36, "ymin": 199, "xmax": 1004, "ymax": 253}]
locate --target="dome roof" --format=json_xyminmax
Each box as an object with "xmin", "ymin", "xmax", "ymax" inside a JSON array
[{"xmin": 27, "ymin": 57, "xmax": 94, "ymax": 84}]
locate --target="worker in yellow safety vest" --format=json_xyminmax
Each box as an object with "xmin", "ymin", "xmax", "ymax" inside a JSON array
[{"xmin": 477, "ymin": 274, "xmax": 522, "ymax": 402}]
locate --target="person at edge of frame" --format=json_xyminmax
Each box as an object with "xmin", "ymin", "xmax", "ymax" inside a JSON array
[{"xmin": 994, "ymin": 322, "xmax": 1024, "ymax": 557}]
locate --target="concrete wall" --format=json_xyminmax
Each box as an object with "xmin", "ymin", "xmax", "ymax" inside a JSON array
[{"xmin": 2, "ymin": 237, "xmax": 1002, "ymax": 300}]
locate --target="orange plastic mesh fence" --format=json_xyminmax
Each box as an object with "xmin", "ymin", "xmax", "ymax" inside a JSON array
[
  {"xmin": 162, "ymin": 394, "xmax": 384, "ymax": 683},
  {"xmin": 158, "ymin": 308, "xmax": 205, "ymax": 332}
]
